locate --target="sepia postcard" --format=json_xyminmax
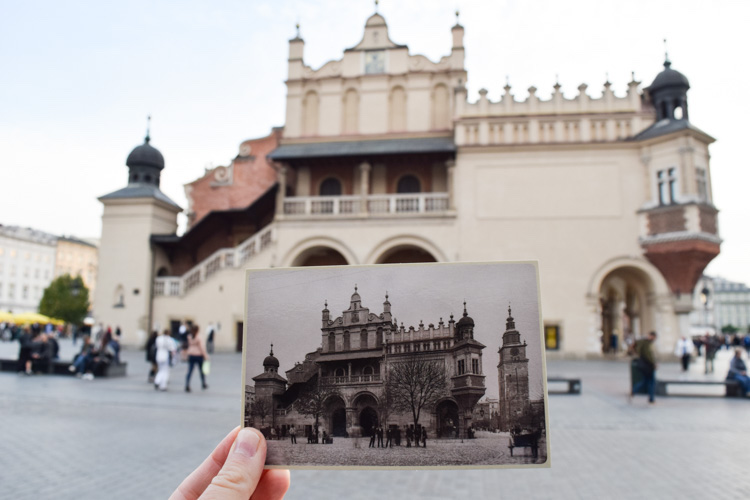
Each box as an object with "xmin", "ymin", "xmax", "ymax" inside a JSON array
[{"xmin": 241, "ymin": 262, "xmax": 550, "ymax": 469}]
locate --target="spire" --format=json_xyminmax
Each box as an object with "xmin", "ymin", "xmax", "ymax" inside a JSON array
[
  {"xmin": 295, "ymin": 22, "xmax": 300, "ymax": 38},
  {"xmin": 463, "ymin": 299, "xmax": 468, "ymax": 317},
  {"xmin": 269, "ymin": 343, "xmax": 274, "ymax": 356},
  {"xmin": 145, "ymin": 115, "xmax": 151, "ymax": 144},
  {"xmin": 455, "ymin": 9, "xmax": 460, "ymax": 24},
  {"xmin": 506, "ymin": 303, "xmax": 516, "ymax": 331},
  {"xmin": 374, "ymin": 0, "xmax": 379, "ymax": 12},
  {"xmin": 663, "ymin": 38, "xmax": 671, "ymax": 68}
]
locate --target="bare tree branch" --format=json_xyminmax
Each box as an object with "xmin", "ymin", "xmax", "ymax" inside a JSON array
[{"xmin": 386, "ymin": 354, "xmax": 449, "ymax": 430}]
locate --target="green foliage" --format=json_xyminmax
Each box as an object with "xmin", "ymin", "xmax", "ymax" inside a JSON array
[
  {"xmin": 721, "ymin": 324, "xmax": 739, "ymax": 334},
  {"xmin": 39, "ymin": 274, "xmax": 89, "ymax": 325}
]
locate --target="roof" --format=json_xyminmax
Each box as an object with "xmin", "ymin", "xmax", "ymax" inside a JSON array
[
  {"xmin": 648, "ymin": 61, "xmax": 690, "ymax": 92},
  {"xmin": 0, "ymin": 225, "xmax": 58, "ymax": 246},
  {"xmin": 58, "ymin": 236, "xmax": 98, "ymax": 248},
  {"xmin": 252, "ymin": 372, "xmax": 288, "ymax": 383},
  {"xmin": 126, "ymin": 140, "xmax": 165, "ymax": 170},
  {"xmin": 268, "ymin": 137, "xmax": 455, "ymax": 161},
  {"xmin": 99, "ymin": 184, "xmax": 181, "ymax": 209},
  {"xmin": 633, "ymin": 119, "xmax": 714, "ymax": 142},
  {"xmin": 317, "ymin": 350, "xmax": 384, "ymax": 362}
]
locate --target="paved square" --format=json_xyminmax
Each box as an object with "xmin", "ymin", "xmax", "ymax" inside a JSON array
[{"xmin": 0, "ymin": 340, "xmax": 748, "ymax": 499}]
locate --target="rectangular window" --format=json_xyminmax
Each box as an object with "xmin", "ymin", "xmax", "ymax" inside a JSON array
[
  {"xmin": 545, "ymin": 325, "xmax": 560, "ymax": 350},
  {"xmin": 9, "ymin": 284, "xmax": 15, "ymax": 299},
  {"xmin": 22, "ymin": 286, "xmax": 28, "ymax": 299},
  {"xmin": 472, "ymin": 358, "xmax": 480, "ymax": 374},
  {"xmin": 657, "ymin": 168, "xmax": 678, "ymax": 205},
  {"xmin": 696, "ymin": 168, "xmax": 708, "ymax": 201},
  {"xmin": 457, "ymin": 359, "xmax": 466, "ymax": 375}
]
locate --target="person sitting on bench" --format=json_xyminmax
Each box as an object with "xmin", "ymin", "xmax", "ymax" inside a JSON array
[{"xmin": 727, "ymin": 348, "xmax": 750, "ymax": 397}]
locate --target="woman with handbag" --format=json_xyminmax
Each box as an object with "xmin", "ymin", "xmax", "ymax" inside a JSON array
[
  {"xmin": 185, "ymin": 325, "xmax": 210, "ymax": 392},
  {"xmin": 154, "ymin": 329, "xmax": 177, "ymax": 391}
]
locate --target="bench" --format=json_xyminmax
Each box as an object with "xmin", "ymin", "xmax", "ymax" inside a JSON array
[
  {"xmin": 0, "ymin": 358, "xmax": 127, "ymax": 378},
  {"xmin": 655, "ymin": 379, "xmax": 742, "ymax": 398},
  {"xmin": 508, "ymin": 430, "xmax": 541, "ymax": 458},
  {"xmin": 547, "ymin": 377, "xmax": 581, "ymax": 395}
]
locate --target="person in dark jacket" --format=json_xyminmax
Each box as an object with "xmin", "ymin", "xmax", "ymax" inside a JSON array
[
  {"xmin": 17, "ymin": 328, "xmax": 35, "ymax": 375},
  {"xmin": 631, "ymin": 331, "xmax": 658, "ymax": 404},
  {"xmin": 146, "ymin": 330, "xmax": 158, "ymax": 382},
  {"xmin": 376, "ymin": 426, "xmax": 384, "ymax": 448},
  {"xmin": 727, "ymin": 349, "xmax": 750, "ymax": 396}
]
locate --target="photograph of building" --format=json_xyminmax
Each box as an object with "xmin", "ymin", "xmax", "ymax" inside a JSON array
[
  {"xmin": 242, "ymin": 263, "xmax": 547, "ymax": 467},
  {"xmin": 94, "ymin": 9, "xmax": 719, "ymax": 363}
]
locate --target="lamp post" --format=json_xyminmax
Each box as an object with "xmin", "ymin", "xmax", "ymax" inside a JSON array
[{"xmin": 700, "ymin": 282, "xmax": 710, "ymax": 333}]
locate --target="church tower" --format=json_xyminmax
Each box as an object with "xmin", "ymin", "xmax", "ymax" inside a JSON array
[
  {"xmin": 93, "ymin": 126, "xmax": 181, "ymax": 346},
  {"xmin": 252, "ymin": 345, "xmax": 288, "ymax": 427},
  {"xmin": 497, "ymin": 304, "xmax": 530, "ymax": 432}
]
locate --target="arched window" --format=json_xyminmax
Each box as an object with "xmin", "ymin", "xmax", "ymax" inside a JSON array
[
  {"xmin": 343, "ymin": 330, "xmax": 350, "ymax": 351},
  {"xmin": 343, "ymin": 89, "xmax": 359, "ymax": 134},
  {"xmin": 335, "ymin": 367, "xmax": 346, "ymax": 377},
  {"xmin": 389, "ymin": 86, "xmax": 406, "ymax": 131},
  {"xmin": 319, "ymin": 177, "xmax": 342, "ymax": 196},
  {"xmin": 363, "ymin": 365, "xmax": 374, "ymax": 375},
  {"xmin": 156, "ymin": 267, "xmax": 169, "ymax": 277},
  {"xmin": 328, "ymin": 332, "xmax": 335, "ymax": 352},
  {"xmin": 303, "ymin": 90, "xmax": 319, "ymax": 136},
  {"xmin": 360, "ymin": 329, "xmax": 368, "ymax": 349},
  {"xmin": 397, "ymin": 175, "xmax": 421, "ymax": 193},
  {"xmin": 432, "ymin": 84, "xmax": 450, "ymax": 130}
]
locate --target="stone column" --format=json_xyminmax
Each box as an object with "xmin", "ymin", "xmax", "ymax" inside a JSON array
[
  {"xmin": 446, "ymin": 160, "xmax": 456, "ymax": 210},
  {"xmin": 359, "ymin": 162, "xmax": 371, "ymax": 214},
  {"xmin": 275, "ymin": 164, "xmax": 287, "ymax": 218}
]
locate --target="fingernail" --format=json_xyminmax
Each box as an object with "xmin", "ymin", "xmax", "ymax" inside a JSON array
[{"xmin": 234, "ymin": 429, "xmax": 260, "ymax": 458}]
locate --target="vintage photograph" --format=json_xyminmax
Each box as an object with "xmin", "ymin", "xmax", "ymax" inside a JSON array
[{"xmin": 242, "ymin": 262, "xmax": 549, "ymax": 469}]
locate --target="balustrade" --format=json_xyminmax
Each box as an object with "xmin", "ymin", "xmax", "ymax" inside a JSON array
[{"xmin": 283, "ymin": 193, "xmax": 449, "ymax": 217}]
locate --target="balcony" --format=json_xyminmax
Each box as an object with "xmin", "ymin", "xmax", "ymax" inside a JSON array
[
  {"xmin": 282, "ymin": 193, "xmax": 451, "ymax": 218},
  {"xmin": 320, "ymin": 374, "xmax": 381, "ymax": 386}
]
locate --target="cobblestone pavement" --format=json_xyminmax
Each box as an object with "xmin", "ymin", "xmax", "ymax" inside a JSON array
[
  {"xmin": 0, "ymin": 340, "xmax": 748, "ymax": 499},
  {"xmin": 266, "ymin": 432, "xmax": 546, "ymax": 467}
]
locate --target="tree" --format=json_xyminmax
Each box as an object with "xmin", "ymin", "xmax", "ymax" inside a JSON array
[
  {"xmin": 250, "ymin": 398, "xmax": 271, "ymax": 426},
  {"xmin": 386, "ymin": 354, "xmax": 449, "ymax": 431},
  {"xmin": 39, "ymin": 274, "xmax": 89, "ymax": 325},
  {"xmin": 295, "ymin": 378, "xmax": 341, "ymax": 441},
  {"xmin": 721, "ymin": 324, "xmax": 738, "ymax": 335}
]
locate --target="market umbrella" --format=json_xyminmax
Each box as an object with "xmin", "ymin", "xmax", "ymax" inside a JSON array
[{"xmin": 11, "ymin": 312, "xmax": 65, "ymax": 326}]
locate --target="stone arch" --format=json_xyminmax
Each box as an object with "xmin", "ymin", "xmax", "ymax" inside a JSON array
[
  {"xmin": 389, "ymin": 85, "xmax": 407, "ymax": 132},
  {"xmin": 435, "ymin": 398, "xmax": 460, "ymax": 438},
  {"xmin": 365, "ymin": 235, "xmax": 447, "ymax": 264},
  {"xmin": 324, "ymin": 394, "xmax": 347, "ymax": 437},
  {"xmin": 342, "ymin": 88, "xmax": 359, "ymax": 134},
  {"xmin": 588, "ymin": 257, "xmax": 670, "ymax": 354},
  {"xmin": 318, "ymin": 176, "xmax": 343, "ymax": 196},
  {"xmin": 396, "ymin": 174, "xmax": 422, "ymax": 193},
  {"xmin": 281, "ymin": 237, "xmax": 359, "ymax": 267},
  {"xmin": 352, "ymin": 391, "xmax": 380, "ymax": 436},
  {"xmin": 352, "ymin": 391, "xmax": 380, "ymax": 408},
  {"xmin": 302, "ymin": 90, "xmax": 319, "ymax": 136},
  {"xmin": 431, "ymin": 83, "xmax": 450, "ymax": 130}
]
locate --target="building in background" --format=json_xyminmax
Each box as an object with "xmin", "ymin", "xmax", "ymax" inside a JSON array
[
  {"xmin": 55, "ymin": 236, "xmax": 99, "ymax": 301},
  {"xmin": 690, "ymin": 276, "xmax": 750, "ymax": 335},
  {"xmin": 0, "ymin": 225, "xmax": 57, "ymax": 313},
  {"xmin": 95, "ymin": 10, "xmax": 721, "ymax": 357}
]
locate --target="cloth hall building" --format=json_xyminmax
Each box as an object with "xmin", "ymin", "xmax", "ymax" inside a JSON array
[{"xmin": 93, "ymin": 10, "xmax": 721, "ymax": 360}]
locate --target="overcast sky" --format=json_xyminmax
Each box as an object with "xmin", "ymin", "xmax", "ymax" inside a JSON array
[
  {"xmin": 1, "ymin": 0, "xmax": 748, "ymax": 284},
  {"xmin": 245, "ymin": 263, "xmax": 545, "ymax": 402}
]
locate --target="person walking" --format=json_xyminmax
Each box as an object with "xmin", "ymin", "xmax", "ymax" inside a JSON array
[
  {"xmin": 369, "ymin": 427, "xmax": 376, "ymax": 448},
  {"xmin": 154, "ymin": 329, "xmax": 177, "ymax": 391},
  {"xmin": 385, "ymin": 426, "xmax": 392, "ymax": 448},
  {"xmin": 631, "ymin": 331, "xmax": 658, "ymax": 404},
  {"xmin": 405, "ymin": 426, "xmax": 412, "ymax": 447},
  {"xmin": 675, "ymin": 336, "xmax": 692, "ymax": 373},
  {"xmin": 705, "ymin": 334, "xmax": 718, "ymax": 374},
  {"xmin": 145, "ymin": 330, "xmax": 158, "ymax": 382},
  {"xmin": 376, "ymin": 425, "xmax": 384, "ymax": 448},
  {"xmin": 289, "ymin": 425, "xmax": 297, "ymax": 444},
  {"xmin": 185, "ymin": 325, "xmax": 210, "ymax": 392}
]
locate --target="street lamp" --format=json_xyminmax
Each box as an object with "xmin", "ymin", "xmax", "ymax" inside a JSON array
[{"xmin": 700, "ymin": 282, "xmax": 710, "ymax": 332}]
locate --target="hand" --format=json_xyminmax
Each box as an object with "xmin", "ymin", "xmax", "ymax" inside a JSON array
[{"xmin": 170, "ymin": 427, "xmax": 289, "ymax": 500}]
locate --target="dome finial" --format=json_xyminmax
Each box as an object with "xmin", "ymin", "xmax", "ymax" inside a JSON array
[
  {"xmin": 455, "ymin": 9, "xmax": 460, "ymax": 23},
  {"xmin": 270, "ymin": 343, "xmax": 273, "ymax": 356},
  {"xmin": 463, "ymin": 299, "xmax": 468, "ymax": 317},
  {"xmin": 355, "ymin": 284, "xmax": 358, "ymax": 292},
  {"xmin": 145, "ymin": 115, "xmax": 151, "ymax": 144},
  {"xmin": 375, "ymin": 0, "xmax": 379, "ymax": 12},
  {"xmin": 295, "ymin": 22, "xmax": 300, "ymax": 38},
  {"xmin": 663, "ymin": 38, "xmax": 671, "ymax": 68}
]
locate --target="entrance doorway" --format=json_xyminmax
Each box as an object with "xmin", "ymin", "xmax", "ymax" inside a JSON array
[
  {"xmin": 331, "ymin": 408, "xmax": 347, "ymax": 437},
  {"xmin": 359, "ymin": 407, "xmax": 378, "ymax": 436},
  {"xmin": 599, "ymin": 266, "xmax": 654, "ymax": 354},
  {"xmin": 436, "ymin": 400, "xmax": 459, "ymax": 438}
]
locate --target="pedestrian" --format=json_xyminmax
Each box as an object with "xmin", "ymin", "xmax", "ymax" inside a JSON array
[
  {"xmin": 727, "ymin": 348, "xmax": 750, "ymax": 397},
  {"xmin": 185, "ymin": 325, "xmax": 210, "ymax": 392},
  {"xmin": 17, "ymin": 327, "xmax": 34, "ymax": 375},
  {"xmin": 421, "ymin": 427, "xmax": 427, "ymax": 448},
  {"xmin": 705, "ymin": 334, "xmax": 718, "ymax": 374},
  {"xmin": 289, "ymin": 425, "xmax": 297, "ymax": 444},
  {"xmin": 385, "ymin": 426, "xmax": 392, "ymax": 448},
  {"xmin": 145, "ymin": 330, "xmax": 158, "ymax": 382},
  {"xmin": 206, "ymin": 324, "xmax": 215, "ymax": 354},
  {"xmin": 631, "ymin": 331, "xmax": 658, "ymax": 404},
  {"xmin": 369, "ymin": 427, "xmax": 376, "ymax": 448},
  {"xmin": 744, "ymin": 333, "xmax": 750, "ymax": 356},
  {"xmin": 376, "ymin": 425, "xmax": 384, "ymax": 448},
  {"xmin": 406, "ymin": 425, "xmax": 412, "ymax": 447},
  {"xmin": 674, "ymin": 336, "xmax": 692, "ymax": 372},
  {"xmin": 154, "ymin": 329, "xmax": 177, "ymax": 391}
]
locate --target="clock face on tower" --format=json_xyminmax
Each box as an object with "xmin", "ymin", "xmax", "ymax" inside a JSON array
[
  {"xmin": 510, "ymin": 347, "xmax": 519, "ymax": 359},
  {"xmin": 365, "ymin": 50, "xmax": 385, "ymax": 74}
]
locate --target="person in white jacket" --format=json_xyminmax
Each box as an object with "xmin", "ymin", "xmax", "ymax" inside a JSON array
[
  {"xmin": 675, "ymin": 336, "xmax": 693, "ymax": 372},
  {"xmin": 154, "ymin": 329, "xmax": 177, "ymax": 391}
]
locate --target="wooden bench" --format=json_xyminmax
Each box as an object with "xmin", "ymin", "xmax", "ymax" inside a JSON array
[
  {"xmin": 508, "ymin": 430, "xmax": 541, "ymax": 458},
  {"xmin": 0, "ymin": 358, "xmax": 127, "ymax": 378},
  {"xmin": 547, "ymin": 377, "xmax": 582, "ymax": 395},
  {"xmin": 655, "ymin": 379, "xmax": 742, "ymax": 398}
]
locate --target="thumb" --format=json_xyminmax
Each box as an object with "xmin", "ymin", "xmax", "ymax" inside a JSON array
[{"xmin": 200, "ymin": 428, "xmax": 266, "ymax": 500}]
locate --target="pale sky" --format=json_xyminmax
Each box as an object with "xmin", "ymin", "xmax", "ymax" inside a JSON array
[
  {"xmin": 245, "ymin": 263, "xmax": 545, "ymax": 402},
  {"xmin": 1, "ymin": 0, "xmax": 748, "ymax": 283}
]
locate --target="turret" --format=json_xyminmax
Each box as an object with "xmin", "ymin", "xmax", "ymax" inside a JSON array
[
  {"xmin": 322, "ymin": 300, "xmax": 330, "ymax": 327},
  {"xmin": 288, "ymin": 24, "xmax": 305, "ymax": 80},
  {"xmin": 382, "ymin": 292, "xmax": 392, "ymax": 322},
  {"xmin": 646, "ymin": 53, "xmax": 690, "ymax": 121}
]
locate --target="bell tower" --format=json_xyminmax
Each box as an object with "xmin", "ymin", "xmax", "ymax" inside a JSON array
[{"xmin": 498, "ymin": 304, "xmax": 530, "ymax": 432}]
